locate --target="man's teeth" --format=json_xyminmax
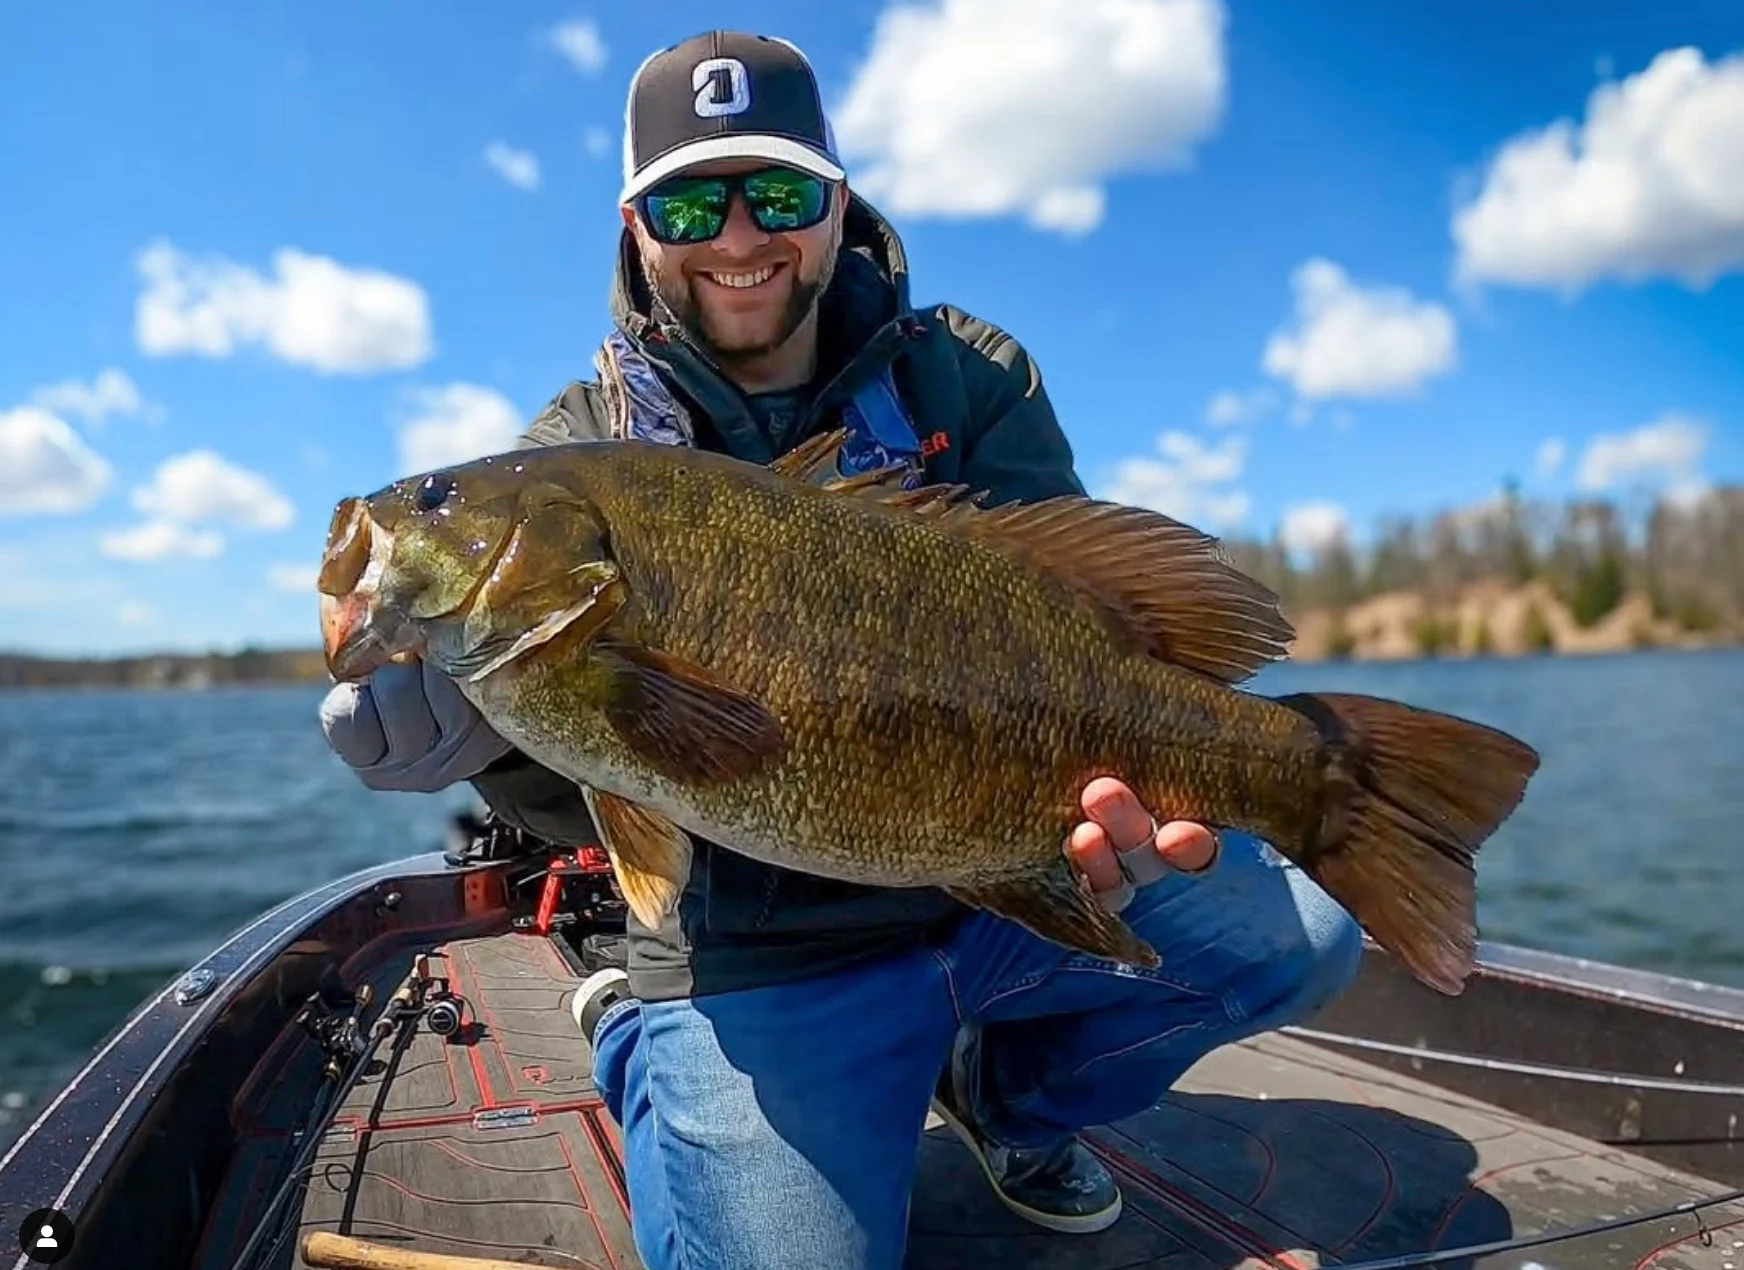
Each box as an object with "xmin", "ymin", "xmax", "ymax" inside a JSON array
[{"xmin": 706, "ymin": 265, "xmax": 777, "ymax": 289}]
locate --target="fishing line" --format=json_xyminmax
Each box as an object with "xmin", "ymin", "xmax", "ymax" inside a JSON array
[{"xmin": 1283, "ymin": 1025, "xmax": 1744, "ymax": 1096}]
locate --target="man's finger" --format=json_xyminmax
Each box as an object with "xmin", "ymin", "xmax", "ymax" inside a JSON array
[
  {"xmin": 1065, "ymin": 820, "xmax": 1122, "ymax": 892},
  {"xmin": 1079, "ymin": 776, "xmax": 1155, "ymax": 851},
  {"xmin": 1156, "ymin": 820, "xmax": 1219, "ymax": 873}
]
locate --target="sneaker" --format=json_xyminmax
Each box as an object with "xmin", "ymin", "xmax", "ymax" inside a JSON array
[
  {"xmin": 929, "ymin": 1025, "xmax": 1123, "ymax": 1234},
  {"xmin": 570, "ymin": 967, "xmax": 633, "ymax": 1044}
]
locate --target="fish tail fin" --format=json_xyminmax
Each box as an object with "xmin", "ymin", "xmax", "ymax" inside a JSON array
[{"xmin": 1274, "ymin": 692, "xmax": 1539, "ymax": 996}]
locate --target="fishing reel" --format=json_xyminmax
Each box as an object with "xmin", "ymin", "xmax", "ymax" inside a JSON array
[
  {"xmin": 397, "ymin": 953, "xmax": 473, "ymax": 1043},
  {"xmin": 425, "ymin": 988, "xmax": 468, "ymax": 1038},
  {"xmin": 294, "ymin": 969, "xmax": 375, "ymax": 1076}
]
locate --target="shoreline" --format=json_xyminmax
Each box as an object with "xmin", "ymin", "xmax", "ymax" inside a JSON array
[{"xmin": 4, "ymin": 627, "xmax": 1740, "ymax": 692}]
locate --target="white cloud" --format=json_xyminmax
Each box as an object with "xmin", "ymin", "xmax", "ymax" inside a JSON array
[
  {"xmin": 583, "ymin": 126, "xmax": 612, "ymax": 159},
  {"xmin": 135, "ymin": 240, "xmax": 433, "ymax": 374},
  {"xmin": 100, "ymin": 520, "xmax": 224, "ymax": 562},
  {"xmin": 132, "ymin": 450, "xmax": 295, "ymax": 530},
  {"xmin": 396, "ymin": 384, "xmax": 524, "ymax": 475},
  {"xmin": 30, "ymin": 368, "xmax": 161, "ymax": 427},
  {"xmin": 833, "ymin": 0, "xmax": 1227, "ymax": 236},
  {"xmin": 1100, "ymin": 430, "xmax": 1249, "ymax": 528},
  {"xmin": 1029, "ymin": 188, "xmax": 1106, "ymax": 236},
  {"xmin": 1204, "ymin": 386, "xmax": 1277, "ymax": 427},
  {"xmin": 0, "ymin": 406, "xmax": 114, "ymax": 516},
  {"xmin": 1575, "ymin": 413, "xmax": 1709, "ymax": 500},
  {"xmin": 552, "ymin": 18, "xmax": 607, "ymax": 74},
  {"xmin": 267, "ymin": 562, "xmax": 319, "ymax": 593},
  {"xmin": 1453, "ymin": 47, "xmax": 1744, "ymax": 290},
  {"xmin": 485, "ymin": 142, "xmax": 541, "ymax": 191},
  {"xmin": 1262, "ymin": 258, "xmax": 1457, "ymax": 400},
  {"xmin": 118, "ymin": 601, "xmax": 157, "ymax": 627},
  {"xmin": 1279, "ymin": 501, "xmax": 1350, "ymax": 556},
  {"xmin": 1536, "ymin": 437, "xmax": 1568, "ymax": 477}
]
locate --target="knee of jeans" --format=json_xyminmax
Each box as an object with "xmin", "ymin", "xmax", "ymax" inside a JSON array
[{"xmin": 1275, "ymin": 897, "xmax": 1363, "ymax": 1024}]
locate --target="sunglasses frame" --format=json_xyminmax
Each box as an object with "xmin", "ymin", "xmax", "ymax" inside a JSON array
[{"xmin": 635, "ymin": 165, "xmax": 837, "ymax": 245}]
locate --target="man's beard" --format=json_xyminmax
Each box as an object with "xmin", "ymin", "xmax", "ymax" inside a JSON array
[{"xmin": 647, "ymin": 225, "xmax": 841, "ymax": 366}]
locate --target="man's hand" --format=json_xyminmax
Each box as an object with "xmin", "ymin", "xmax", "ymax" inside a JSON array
[
  {"xmin": 1067, "ymin": 776, "xmax": 1219, "ymax": 912},
  {"xmin": 319, "ymin": 659, "xmax": 514, "ymax": 793}
]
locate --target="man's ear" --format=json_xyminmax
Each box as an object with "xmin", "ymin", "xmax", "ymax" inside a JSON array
[{"xmin": 619, "ymin": 203, "xmax": 637, "ymax": 229}]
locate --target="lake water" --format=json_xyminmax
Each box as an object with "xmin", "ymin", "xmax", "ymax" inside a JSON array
[{"xmin": 1, "ymin": 649, "xmax": 1740, "ymax": 1148}]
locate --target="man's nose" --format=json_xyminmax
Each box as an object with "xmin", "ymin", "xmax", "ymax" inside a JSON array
[{"xmin": 710, "ymin": 193, "xmax": 769, "ymax": 254}]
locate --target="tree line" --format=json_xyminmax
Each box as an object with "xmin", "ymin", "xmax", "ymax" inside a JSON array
[{"xmin": 1220, "ymin": 481, "xmax": 1744, "ymax": 636}]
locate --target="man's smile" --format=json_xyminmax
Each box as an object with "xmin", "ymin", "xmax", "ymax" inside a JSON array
[{"xmin": 696, "ymin": 262, "xmax": 786, "ymax": 293}]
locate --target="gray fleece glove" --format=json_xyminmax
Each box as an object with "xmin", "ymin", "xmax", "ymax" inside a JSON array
[{"xmin": 319, "ymin": 659, "xmax": 513, "ymax": 792}]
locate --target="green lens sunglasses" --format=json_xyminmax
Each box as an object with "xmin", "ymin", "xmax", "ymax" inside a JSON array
[{"xmin": 638, "ymin": 166, "xmax": 834, "ymax": 245}]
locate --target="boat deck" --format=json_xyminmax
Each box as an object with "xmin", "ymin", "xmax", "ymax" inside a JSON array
[{"xmin": 198, "ymin": 932, "xmax": 1744, "ymax": 1270}]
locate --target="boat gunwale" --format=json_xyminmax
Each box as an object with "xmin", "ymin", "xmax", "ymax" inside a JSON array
[{"xmin": 0, "ymin": 850, "xmax": 512, "ymax": 1269}]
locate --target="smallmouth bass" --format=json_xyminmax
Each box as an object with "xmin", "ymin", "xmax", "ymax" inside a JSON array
[{"xmin": 317, "ymin": 430, "xmax": 1539, "ymax": 995}]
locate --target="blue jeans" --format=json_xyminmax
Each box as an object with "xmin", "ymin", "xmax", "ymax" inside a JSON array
[{"xmin": 589, "ymin": 834, "xmax": 1363, "ymax": 1270}]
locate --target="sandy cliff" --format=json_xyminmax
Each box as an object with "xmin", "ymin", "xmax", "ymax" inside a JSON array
[{"xmin": 1288, "ymin": 582, "xmax": 1732, "ymax": 662}]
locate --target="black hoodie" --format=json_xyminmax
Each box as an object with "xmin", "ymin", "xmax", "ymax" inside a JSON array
[{"xmin": 470, "ymin": 195, "xmax": 1091, "ymax": 1001}]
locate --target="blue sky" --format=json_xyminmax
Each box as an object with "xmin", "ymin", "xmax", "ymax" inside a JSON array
[{"xmin": 3, "ymin": 0, "xmax": 1741, "ymax": 655}]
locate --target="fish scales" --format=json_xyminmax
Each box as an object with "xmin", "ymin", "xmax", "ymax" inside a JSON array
[{"xmin": 469, "ymin": 445, "xmax": 1323, "ymax": 886}]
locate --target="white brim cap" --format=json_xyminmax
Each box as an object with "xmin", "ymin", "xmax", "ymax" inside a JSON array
[{"xmin": 620, "ymin": 134, "xmax": 846, "ymax": 204}]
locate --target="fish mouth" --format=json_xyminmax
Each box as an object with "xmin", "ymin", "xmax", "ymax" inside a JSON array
[
  {"xmin": 318, "ymin": 498, "xmax": 424, "ymax": 681},
  {"xmin": 319, "ymin": 590, "xmax": 420, "ymax": 682}
]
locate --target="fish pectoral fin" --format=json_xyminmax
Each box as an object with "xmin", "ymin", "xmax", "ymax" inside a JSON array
[
  {"xmin": 595, "ymin": 640, "xmax": 785, "ymax": 785},
  {"xmin": 583, "ymin": 787, "xmax": 692, "ymax": 930},
  {"xmin": 947, "ymin": 861, "xmax": 1159, "ymax": 968}
]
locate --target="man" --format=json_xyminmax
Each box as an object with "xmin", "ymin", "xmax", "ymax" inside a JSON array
[{"xmin": 321, "ymin": 30, "xmax": 1363, "ymax": 1270}]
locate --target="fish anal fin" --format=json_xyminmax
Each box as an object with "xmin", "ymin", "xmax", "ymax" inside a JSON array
[
  {"xmin": 870, "ymin": 487, "xmax": 1294, "ymax": 684},
  {"xmin": 583, "ymin": 787, "xmax": 692, "ymax": 930},
  {"xmin": 596, "ymin": 640, "xmax": 785, "ymax": 785},
  {"xmin": 948, "ymin": 862, "xmax": 1158, "ymax": 968}
]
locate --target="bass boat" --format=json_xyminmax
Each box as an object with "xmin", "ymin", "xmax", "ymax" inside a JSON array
[{"xmin": 5, "ymin": 814, "xmax": 1743, "ymax": 1270}]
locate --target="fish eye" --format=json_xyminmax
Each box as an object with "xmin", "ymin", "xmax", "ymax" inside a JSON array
[{"xmin": 414, "ymin": 472, "xmax": 455, "ymax": 512}]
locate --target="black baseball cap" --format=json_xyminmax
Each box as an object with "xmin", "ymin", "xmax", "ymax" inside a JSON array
[{"xmin": 619, "ymin": 31, "xmax": 846, "ymax": 204}]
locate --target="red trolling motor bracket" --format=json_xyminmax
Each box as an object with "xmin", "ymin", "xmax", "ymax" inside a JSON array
[
  {"xmin": 533, "ymin": 854, "xmax": 574, "ymax": 935},
  {"xmin": 525, "ymin": 845, "xmax": 617, "ymax": 936}
]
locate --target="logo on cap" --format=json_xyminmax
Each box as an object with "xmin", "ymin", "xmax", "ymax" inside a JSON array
[{"xmin": 692, "ymin": 57, "xmax": 751, "ymax": 118}]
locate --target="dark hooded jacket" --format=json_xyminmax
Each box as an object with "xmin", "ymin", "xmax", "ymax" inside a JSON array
[{"xmin": 469, "ymin": 194, "xmax": 1089, "ymax": 1001}]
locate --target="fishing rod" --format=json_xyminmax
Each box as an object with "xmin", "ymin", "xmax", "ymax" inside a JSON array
[
  {"xmin": 1321, "ymin": 1183, "xmax": 1744, "ymax": 1269},
  {"xmin": 226, "ymin": 953, "xmax": 468, "ymax": 1270}
]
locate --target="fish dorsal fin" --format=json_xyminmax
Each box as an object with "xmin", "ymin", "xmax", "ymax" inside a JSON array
[
  {"xmin": 770, "ymin": 429, "xmax": 1291, "ymax": 683},
  {"xmin": 769, "ymin": 428, "xmax": 912, "ymax": 493},
  {"xmin": 874, "ymin": 485, "xmax": 1294, "ymax": 684},
  {"xmin": 769, "ymin": 429, "xmax": 851, "ymax": 483}
]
